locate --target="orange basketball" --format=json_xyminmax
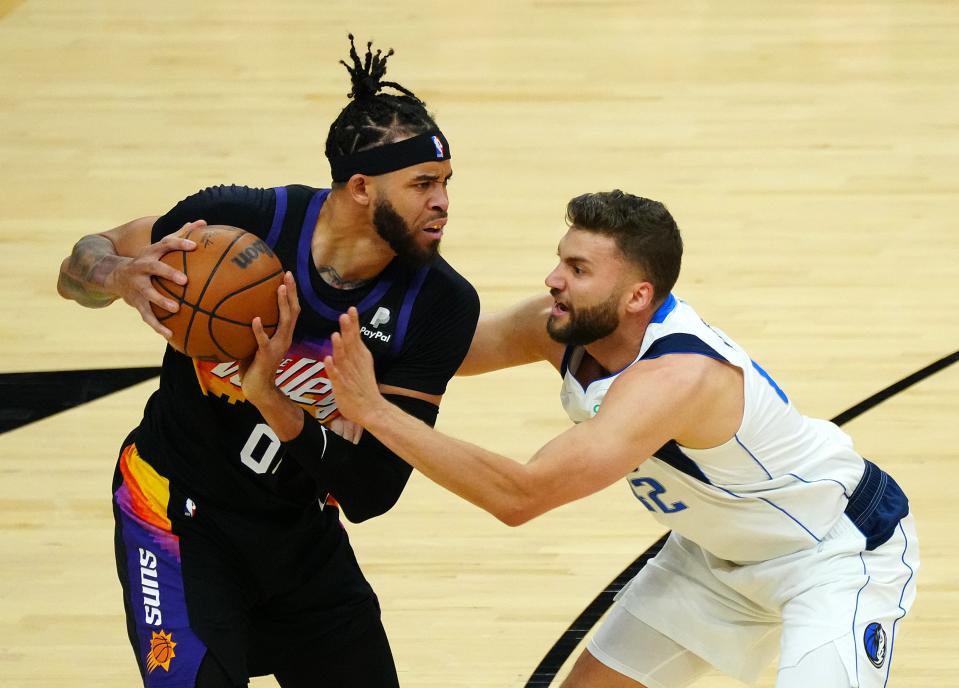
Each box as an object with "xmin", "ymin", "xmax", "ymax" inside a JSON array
[{"xmin": 150, "ymin": 225, "xmax": 284, "ymax": 362}]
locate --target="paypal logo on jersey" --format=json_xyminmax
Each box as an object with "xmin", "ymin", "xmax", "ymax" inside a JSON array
[
  {"xmin": 360, "ymin": 307, "xmax": 393, "ymax": 343},
  {"xmin": 369, "ymin": 307, "xmax": 391, "ymax": 329}
]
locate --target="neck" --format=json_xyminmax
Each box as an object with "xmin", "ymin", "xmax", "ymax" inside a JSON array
[
  {"xmin": 582, "ymin": 314, "xmax": 652, "ymax": 374},
  {"xmin": 311, "ymin": 189, "xmax": 395, "ymax": 287}
]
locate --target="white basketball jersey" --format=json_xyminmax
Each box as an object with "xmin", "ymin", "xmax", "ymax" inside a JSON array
[{"xmin": 560, "ymin": 294, "xmax": 888, "ymax": 563}]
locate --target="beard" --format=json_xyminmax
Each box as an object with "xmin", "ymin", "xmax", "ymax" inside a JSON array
[
  {"xmin": 373, "ymin": 199, "xmax": 440, "ymax": 267},
  {"xmin": 546, "ymin": 291, "xmax": 620, "ymax": 346}
]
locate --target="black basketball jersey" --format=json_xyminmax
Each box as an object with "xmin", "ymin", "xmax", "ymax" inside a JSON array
[{"xmin": 133, "ymin": 184, "xmax": 479, "ymax": 515}]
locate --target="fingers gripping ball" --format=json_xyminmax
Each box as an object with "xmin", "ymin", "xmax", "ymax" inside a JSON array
[{"xmin": 150, "ymin": 226, "xmax": 284, "ymax": 362}]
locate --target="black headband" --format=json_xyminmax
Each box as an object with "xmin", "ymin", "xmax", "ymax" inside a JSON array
[{"xmin": 328, "ymin": 130, "xmax": 451, "ymax": 183}]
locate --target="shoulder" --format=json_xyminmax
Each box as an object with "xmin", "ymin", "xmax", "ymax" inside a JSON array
[
  {"xmin": 187, "ymin": 184, "xmax": 275, "ymax": 207},
  {"xmin": 425, "ymin": 256, "xmax": 476, "ymax": 293},
  {"xmin": 418, "ymin": 256, "xmax": 480, "ymax": 314},
  {"xmin": 153, "ymin": 184, "xmax": 278, "ymax": 242},
  {"xmin": 280, "ymin": 184, "xmax": 325, "ymax": 205},
  {"xmin": 627, "ymin": 353, "xmax": 727, "ymax": 393},
  {"xmin": 158, "ymin": 184, "xmax": 276, "ymax": 223}
]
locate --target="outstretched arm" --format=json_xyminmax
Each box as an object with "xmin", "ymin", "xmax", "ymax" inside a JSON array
[
  {"xmin": 456, "ymin": 294, "xmax": 566, "ymax": 375},
  {"xmin": 325, "ymin": 308, "xmax": 716, "ymax": 525},
  {"xmin": 57, "ymin": 217, "xmax": 203, "ymax": 338}
]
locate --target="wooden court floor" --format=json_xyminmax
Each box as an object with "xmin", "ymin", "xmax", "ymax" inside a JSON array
[{"xmin": 1, "ymin": 1, "xmax": 956, "ymax": 686}]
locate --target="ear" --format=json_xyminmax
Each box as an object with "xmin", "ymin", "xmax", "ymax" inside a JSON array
[
  {"xmin": 624, "ymin": 281, "xmax": 655, "ymax": 314},
  {"xmin": 346, "ymin": 174, "xmax": 372, "ymax": 206}
]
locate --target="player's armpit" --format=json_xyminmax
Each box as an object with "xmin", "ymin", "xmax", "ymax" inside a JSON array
[{"xmin": 456, "ymin": 294, "xmax": 565, "ymax": 376}]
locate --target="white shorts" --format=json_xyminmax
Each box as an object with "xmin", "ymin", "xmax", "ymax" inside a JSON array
[{"xmin": 590, "ymin": 513, "xmax": 918, "ymax": 687}]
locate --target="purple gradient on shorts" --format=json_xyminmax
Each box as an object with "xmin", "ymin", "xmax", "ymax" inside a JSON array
[{"xmin": 116, "ymin": 489, "xmax": 207, "ymax": 686}]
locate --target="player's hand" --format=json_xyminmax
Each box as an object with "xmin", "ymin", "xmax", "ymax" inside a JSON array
[
  {"xmin": 324, "ymin": 307, "xmax": 385, "ymax": 426},
  {"xmin": 238, "ymin": 271, "xmax": 301, "ymax": 406},
  {"xmin": 105, "ymin": 220, "xmax": 203, "ymax": 338},
  {"xmin": 328, "ymin": 416, "xmax": 364, "ymax": 445}
]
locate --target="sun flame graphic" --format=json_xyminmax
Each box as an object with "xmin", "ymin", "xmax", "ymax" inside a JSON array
[{"xmin": 146, "ymin": 629, "xmax": 177, "ymax": 673}]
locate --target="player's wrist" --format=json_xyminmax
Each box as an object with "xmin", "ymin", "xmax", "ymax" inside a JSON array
[
  {"xmin": 362, "ymin": 396, "xmax": 399, "ymax": 433},
  {"xmin": 246, "ymin": 382, "xmax": 286, "ymax": 410}
]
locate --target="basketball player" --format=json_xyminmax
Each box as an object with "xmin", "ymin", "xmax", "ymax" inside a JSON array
[
  {"xmin": 56, "ymin": 36, "xmax": 478, "ymax": 688},
  {"xmin": 317, "ymin": 191, "xmax": 919, "ymax": 687}
]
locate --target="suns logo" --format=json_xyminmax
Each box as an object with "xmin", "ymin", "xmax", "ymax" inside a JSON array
[
  {"xmin": 864, "ymin": 622, "xmax": 887, "ymax": 668},
  {"xmin": 196, "ymin": 355, "xmax": 337, "ymax": 420},
  {"xmin": 146, "ymin": 629, "xmax": 177, "ymax": 673}
]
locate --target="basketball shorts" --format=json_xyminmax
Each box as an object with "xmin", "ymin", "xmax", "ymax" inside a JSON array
[
  {"xmin": 111, "ymin": 441, "xmax": 392, "ymax": 687},
  {"xmin": 590, "ymin": 512, "xmax": 918, "ymax": 687}
]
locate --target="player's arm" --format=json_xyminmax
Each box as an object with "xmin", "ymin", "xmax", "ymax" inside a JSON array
[
  {"xmin": 57, "ymin": 216, "xmax": 202, "ymax": 336},
  {"xmin": 58, "ymin": 185, "xmax": 274, "ymax": 336},
  {"xmin": 456, "ymin": 294, "xmax": 566, "ymax": 375},
  {"xmin": 238, "ymin": 276, "xmax": 447, "ymax": 522},
  {"xmin": 325, "ymin": 308, "xmax": 717, "ymax": 525}
]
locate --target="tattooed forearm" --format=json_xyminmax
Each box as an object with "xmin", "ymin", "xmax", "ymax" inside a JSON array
[
  {"xmin": 57, "ymin": 234, "xmax": 124, "ymax": 307},
  {"xmin": 315, "ymin": 264, "xmax": 372, "ymax": 290}
]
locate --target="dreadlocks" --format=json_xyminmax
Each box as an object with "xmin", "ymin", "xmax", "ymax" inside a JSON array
[{"xmin": 325, "ymin": 34, "xmax": 439, "ymax": 160}]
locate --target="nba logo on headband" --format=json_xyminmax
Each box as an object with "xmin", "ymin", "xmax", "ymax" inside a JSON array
[{"xmin": 328, "ymin": 130, "xmax": 451, "ymax": 182}]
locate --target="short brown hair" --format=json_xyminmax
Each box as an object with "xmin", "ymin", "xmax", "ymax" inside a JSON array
[{"xmin": 566, "ymin": 190, "xmax": 683, "ymax": 303}]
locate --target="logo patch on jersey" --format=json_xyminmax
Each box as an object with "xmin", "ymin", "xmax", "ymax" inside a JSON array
[
  {"xmin": 183, "ymin": 498, "xmax": 197, "ymax": 518},
  {"xmin": 146, "ymin": 629, "xmax": 177, "ymax": 673},
  {"xmin": 370, "ymin": 306, "xmax": 391, "ymax": 328},
  {"xmin": 863, "ymin": 622, "xmax": 887, "ymax": 668},
  {"xmin": 193, "ymin": 339, "xmax": 339, "ymax": 421},
  {"xmin": 360, "ymin": 325, "xmax": 391, "ymax": 343}
]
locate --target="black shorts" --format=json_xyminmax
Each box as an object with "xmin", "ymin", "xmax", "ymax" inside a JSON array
[{"xmin": 112, "ymin": 441, "xmax": 396, "ymax": 687}]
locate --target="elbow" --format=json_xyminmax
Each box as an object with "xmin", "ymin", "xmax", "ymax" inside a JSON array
[
  {"xmin": 490, "ymin": 470, "xmax": 546, "ymax": 527},
  {"xmin": 493, "ymin": 501, "xmax": 539, "ymax": 528},
  {"xmin": 497, "ymin": 511, "xmax": 531, "ymax": 528}
]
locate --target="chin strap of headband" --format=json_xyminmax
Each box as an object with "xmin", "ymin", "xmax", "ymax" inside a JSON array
[{"xmin": 328, "ymin": 130, "xmax": 451, "ymax": 183}]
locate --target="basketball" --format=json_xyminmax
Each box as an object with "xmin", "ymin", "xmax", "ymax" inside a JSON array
[{"xmin": 150, "ymin": 225, "xmax": 284, "ymax": 362}]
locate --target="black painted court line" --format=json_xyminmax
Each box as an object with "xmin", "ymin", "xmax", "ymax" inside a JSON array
[
  {"xmin": 524, "ymin": 348, "xmax": 959, "ymax": 686},
  {"xmin": 524, "ymin": 533, "xmax": 669, "ymax": 686},
  {"xmin": 830, "ymin": 350, "xmax": 959, "ymax": 426},
  {"xmin": 0, "ymin": 367, "xmax": 161, "ymax": 434}
]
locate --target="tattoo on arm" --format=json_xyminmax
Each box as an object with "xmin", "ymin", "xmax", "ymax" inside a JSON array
[
  {"xmin": 315, "ymin": 265, "xmax": 372, "ymax": 290},
  {"xmin": 57, "ymin": 235, "xmax": 123, "ymax": 307}
]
